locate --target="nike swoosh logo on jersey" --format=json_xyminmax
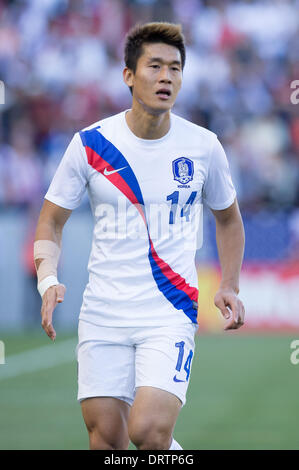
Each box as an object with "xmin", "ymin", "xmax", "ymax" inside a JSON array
[
  {"xmin": 103, "ymin": 166, "xmax": 127, "ymax": 176},
  {"xmin": 173, "ymin": 375, "xmax": 185, "ymax": 383}
]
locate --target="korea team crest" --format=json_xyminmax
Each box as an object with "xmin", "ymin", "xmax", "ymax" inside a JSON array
[{"xmin": 172, "ymin": 157, "xmax": 194, "ymax": 184}]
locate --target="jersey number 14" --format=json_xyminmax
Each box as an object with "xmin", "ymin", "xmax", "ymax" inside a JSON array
[{"xmin": 167, "ymin": 191, "xmax": 197, "ymax": 224}]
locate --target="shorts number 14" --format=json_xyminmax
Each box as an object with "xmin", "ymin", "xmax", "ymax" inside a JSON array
[{"xmin": 173, "ymin": 341, "xmax": 193, "ymax": 383}]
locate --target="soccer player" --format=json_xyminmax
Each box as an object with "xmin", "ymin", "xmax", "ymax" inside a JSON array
[{"xmin": 34, "ymin": 22, "xmax": 245, "ymax": 450}]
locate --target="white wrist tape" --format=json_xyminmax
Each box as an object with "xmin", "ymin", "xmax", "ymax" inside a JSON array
[
  {"xmin": 37, "ymin": 275, "xmax": 59, "ymax": 298},
  {"xmin": 34, "ymin": 240, "xmax": 61, "ymax": 297}
]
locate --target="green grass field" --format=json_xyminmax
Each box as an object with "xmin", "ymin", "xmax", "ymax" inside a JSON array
[{"xmin": 0, "ymin": 331, "xmax": 298, "ymax": 450}]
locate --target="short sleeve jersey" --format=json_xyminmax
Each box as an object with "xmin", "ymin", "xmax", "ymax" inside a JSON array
[{"xmin": 45, "ymin": 110, "xmax": 236, "ymax": 327}]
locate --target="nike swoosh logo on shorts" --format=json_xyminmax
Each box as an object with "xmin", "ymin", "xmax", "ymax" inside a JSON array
[
  {"xmin": 173, "ymin": 375, "xmax": 185, "ymax": 383},
  {"xmin": 103, "ymin": 166, "xmax": 127, "ymax": 176}
]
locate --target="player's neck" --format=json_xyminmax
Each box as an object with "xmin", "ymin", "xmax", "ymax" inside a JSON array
[{"xmin": 125, "ymin": 105, "xmax": 170, "ymax": 140}]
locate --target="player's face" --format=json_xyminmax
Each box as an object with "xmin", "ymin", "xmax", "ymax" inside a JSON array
[{"xmin": 125, "ymin": 42, "xmax": 183, "ymax": 114}]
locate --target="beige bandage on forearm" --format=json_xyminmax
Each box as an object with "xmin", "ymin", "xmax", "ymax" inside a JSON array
[{"xmin": 34, "ymin": 240, "xmax": 61, "ymax": 297}]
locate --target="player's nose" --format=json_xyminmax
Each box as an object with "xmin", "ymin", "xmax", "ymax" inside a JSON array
[{"xmin": 158, "ymin": 66, "xmax": 172, "ymax": 83}]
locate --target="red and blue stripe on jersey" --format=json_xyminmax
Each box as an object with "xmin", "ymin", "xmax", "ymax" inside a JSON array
[{"xmin": 79, "ymin": 127, "xmax": 198, "ymax": 323}]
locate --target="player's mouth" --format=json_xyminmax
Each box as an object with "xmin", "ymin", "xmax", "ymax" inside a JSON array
[{"xmin": 155, "ymin": 88, "xmax": 171, "ymax": 100}]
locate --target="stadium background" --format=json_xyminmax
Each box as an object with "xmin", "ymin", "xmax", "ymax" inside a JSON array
[{"xmin": 0, "ymin": 0, "xmax": 298, "ymax": 450}]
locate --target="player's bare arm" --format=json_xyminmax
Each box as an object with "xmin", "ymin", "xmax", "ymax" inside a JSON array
[
  {"xmin": 34, "ymin": 200, "xmax": 72, "ymax": 341},
  {"xmin": 211, "ymin": 198, "xmax": 245, "ymax": 330}
]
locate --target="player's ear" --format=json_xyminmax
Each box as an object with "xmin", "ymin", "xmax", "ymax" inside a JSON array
[{"xmin": 123, "ymin": 67, "xmax": 134, "ymax": 89}]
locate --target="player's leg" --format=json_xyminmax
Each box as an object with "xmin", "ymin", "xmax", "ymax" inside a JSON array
[
  {"xmin": 128, "ymin": 322, "xmax": 198, "ymax": 450},
  {"xmin": 81, "ymin": 397, "xmax": 130, "ymax": 450},
  {"xmin": 128, "ymin": 386, "xmax": 181, "ymax": 450},
  {"xmin": 76, "ymin": 322, "xmax": 136, "ymax": 450}
]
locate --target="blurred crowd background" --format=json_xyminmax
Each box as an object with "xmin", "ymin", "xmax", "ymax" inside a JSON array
[{"xmin": 0, "ymin": 0, "xmax": 298, "ymax": 330}]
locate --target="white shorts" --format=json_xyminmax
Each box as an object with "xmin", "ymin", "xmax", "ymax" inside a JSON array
[{"xmin": 76, "ymin": 319, "xmax": 198, "ymax": 407}]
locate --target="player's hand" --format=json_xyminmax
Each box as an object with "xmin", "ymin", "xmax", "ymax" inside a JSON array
[
  {"xmin": 41, "ymin": 284, "xmax": 66, "ymax": 341},
  {"xmin": 214, "ymin": 288, "xmax": 245, "ymax": 330}
]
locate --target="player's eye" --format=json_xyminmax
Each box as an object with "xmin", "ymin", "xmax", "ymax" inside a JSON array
[{"xmin": 150, "ymin": 64, "xmax": 160, "ymax": 69}]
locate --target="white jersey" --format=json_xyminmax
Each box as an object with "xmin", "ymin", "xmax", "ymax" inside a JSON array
[{"xmin": 45, "ymin": 110, "xmax": 236, "ymax": 327}]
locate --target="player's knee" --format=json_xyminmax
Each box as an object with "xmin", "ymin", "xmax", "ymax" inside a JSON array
[
  {"xmin": 82, "ymin": 398, "xmax": 130, "ymax": 450},
  {"xmin": 86, "ymin": 420, "xmax": 128, "ymax": 450},
  {"xmin": 88, "ymin": 426, "xmax": 128, "ymax": 450},
  {"xmin": 128, "ymin": 420, "xmax": 171, "ymax": 450},
  {"xmin": 88, "ymin": 428, "xmax": 112, "ymax": 450}
]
